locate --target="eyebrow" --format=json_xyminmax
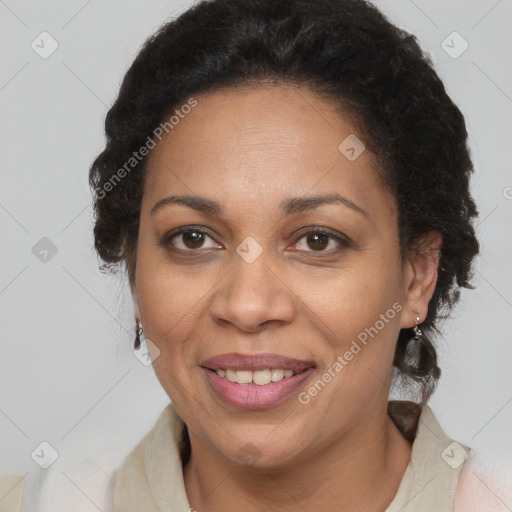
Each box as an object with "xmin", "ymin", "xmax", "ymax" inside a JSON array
[{"xmin": 150, "ymin": 193, "xmax": 369, "ymax": 219}]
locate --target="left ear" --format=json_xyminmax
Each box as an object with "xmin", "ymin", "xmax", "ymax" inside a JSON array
[{"xmin": 400, "ymin": 230, "xmax": 442, "ymax": 329}]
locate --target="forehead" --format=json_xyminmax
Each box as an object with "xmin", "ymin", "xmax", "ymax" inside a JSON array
[{"xmin": 142, "ymin": 84, "xmax": 394, "ymax": 220}]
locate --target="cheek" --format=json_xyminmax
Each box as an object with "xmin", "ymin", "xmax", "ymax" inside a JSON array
[
  {"xmin": 137, "ymin": 272, "xmax": 208, "ymax": 346},
  {"xmin": 294, "ymin": 256, "xmax": 402, "ymax": 344},
  {"xmin": 135, "ymin": 248, "xmax": 206, "ymax": 401},
  {"xmin": 134, "ymin": 236, "xmax": 211, "ymax": 350}
]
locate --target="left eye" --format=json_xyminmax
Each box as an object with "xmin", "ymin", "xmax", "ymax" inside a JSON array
[{"xmin": 292, "ymin": 230, "xmax": 348, "ymax": 253}]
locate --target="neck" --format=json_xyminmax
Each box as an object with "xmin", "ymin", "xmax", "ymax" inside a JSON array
[{"xmin": 183, "ymin": 402, "xmax": 413, "ymax": 512}]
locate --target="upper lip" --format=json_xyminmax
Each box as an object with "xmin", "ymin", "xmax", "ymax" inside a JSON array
[{"xmin": 200, "ymin": 352, "xmax": 315, "ymax": 373}]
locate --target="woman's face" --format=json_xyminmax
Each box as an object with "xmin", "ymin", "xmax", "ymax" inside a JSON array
[{"xmin": 134, "ymin": 84, "xmax": 418, "ymax": 468}]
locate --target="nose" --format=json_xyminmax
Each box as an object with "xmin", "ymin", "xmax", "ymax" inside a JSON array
[{"xmin": 208, "ymin": 251, "xmax": 296, "ymax": 333}]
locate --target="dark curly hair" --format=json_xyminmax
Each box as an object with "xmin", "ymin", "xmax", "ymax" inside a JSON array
[{"xmin": 89, "ymin": 0, "xmax": 479, "ymax": 405}]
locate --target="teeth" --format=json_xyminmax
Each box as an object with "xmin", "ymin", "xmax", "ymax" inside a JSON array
[
  {"xmin": 253, "ymin": 369, "xmax": 271, "ymax": 385},
  {"xmin": 271, "ymin": 369, "xmax": 284, "ymax": 381},
  {"xmin": 236, "ymin": 371, "xmax": 252, "ymax": 384},
  {"xmin": 215, "ymin": 368, "xmax": 298, "ymax": 385}
]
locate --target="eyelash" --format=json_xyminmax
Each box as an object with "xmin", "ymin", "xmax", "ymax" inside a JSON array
[{"xmin": 160, "ymin": 225, "xmax": 350, "ymax": 256}]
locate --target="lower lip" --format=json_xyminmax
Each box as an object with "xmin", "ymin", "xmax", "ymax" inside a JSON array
[{"xmin": 202, "ymin": 367, "xmax": 315, "ymax": 409}]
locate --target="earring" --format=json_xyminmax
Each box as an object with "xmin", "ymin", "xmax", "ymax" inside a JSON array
[
  {"xmin": 134, "ymin": 320, "xmax": 144, "ymax": 350},
  {"xmin": 412, "ymin": 315, "xmax": 422, "ymax": 339}
]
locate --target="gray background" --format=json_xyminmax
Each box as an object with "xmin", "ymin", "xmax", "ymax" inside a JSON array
[{"xmin": 1, "ymin": 0, "xmax": 511, "ymax": 508}]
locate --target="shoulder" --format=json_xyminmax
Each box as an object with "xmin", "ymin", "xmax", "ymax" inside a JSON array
[
  {"xmin": 31, "ymin": 405, "xmax": 176, "ymax": 512},
  {"xmin": 387, "ymin": 400, "xmax": 511, "ymax": 512},
  {"xmin": 455, "ymin": 451, "xmax": 512, "ymax": 512},
  {"xmin": 34, "ymin": 443, "xmax": 128, "ymax": 512},
  {"xmin": 0, "ymin": 474, "xmax": 25, "ymax": 512}
]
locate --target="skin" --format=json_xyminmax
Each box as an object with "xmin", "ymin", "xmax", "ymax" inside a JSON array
[{"xmin": 131, "ymin": 83, "xmax": 442, "ymax": 511}]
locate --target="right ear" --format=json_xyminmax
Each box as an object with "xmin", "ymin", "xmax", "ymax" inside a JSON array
[
  {"xmin": 122, "ymin": 237, "xmax": 139, "ymax": 320},
  {"xmin": 133, "ymin": 290, "xmax": 141, "ymax": 323}
]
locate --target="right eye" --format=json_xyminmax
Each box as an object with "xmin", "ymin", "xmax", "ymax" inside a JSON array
[{"xmin": 162, "ymin": 227, "xmax": 222, "ymax": 252}]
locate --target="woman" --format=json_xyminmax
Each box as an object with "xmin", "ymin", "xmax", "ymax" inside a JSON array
[{"xmin": 84, "ymin": 0, "xmax": 493, "ymax": 510}]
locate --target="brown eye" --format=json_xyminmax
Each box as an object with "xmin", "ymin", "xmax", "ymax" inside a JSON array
[
  {"xmin": 163, "ymin": 228, "xmax": 221, "ymax": 251},
  {"xmin": 305, "ymin": 232, "xmax": 329, "ymax": 251},
  {"xmin": 182, "ymin": 230, "xmax": 205, "ymax": 249},
  {"xmin": 292, "ymin": 229, "xmax": 349, "ymax": 254}
]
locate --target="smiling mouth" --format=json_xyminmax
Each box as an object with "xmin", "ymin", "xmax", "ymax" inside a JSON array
[
  {"xmin": 200, "ymin": 352, "xmax": 316, "ymax": 408},
  {"xmin": 204, "ymin": 367, "xmax": 309, "ymax": 385}
]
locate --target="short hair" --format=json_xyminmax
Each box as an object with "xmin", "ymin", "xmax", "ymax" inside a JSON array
[{"xmin": 89, "ymin": 0, "xmax": 479, "ymax": 404}]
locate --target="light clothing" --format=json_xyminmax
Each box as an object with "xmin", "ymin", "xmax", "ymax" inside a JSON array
[
  {"xmin": 0, "ymin": 475, "xmax": 24, "ymax": 512},
  {"xmin": 5, "ymin": 400, "xmax": 510, "ymax": 511},
  {"xmin": 112, "ymin": 400, "xmax": 467, "ymax": 511}
]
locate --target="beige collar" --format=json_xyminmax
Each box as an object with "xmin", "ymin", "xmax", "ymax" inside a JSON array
[{"xmin": 113, "ymin": 400, "xmax": 469, "ymax": 511}]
